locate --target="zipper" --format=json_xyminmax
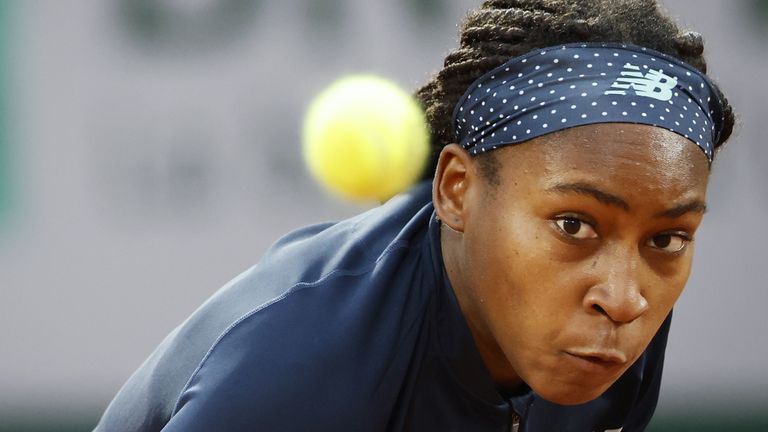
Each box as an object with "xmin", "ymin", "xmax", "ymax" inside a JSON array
[{"xmin": 509, "ymin": 412, "xmax": 521, "ymax": 432}]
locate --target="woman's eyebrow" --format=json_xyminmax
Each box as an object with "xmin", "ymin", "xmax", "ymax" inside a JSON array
[
  {"xmin": 546, "ymin": 182, "xmax": 707, "ymax": 218},
  {"xmin": 546, "ymin": 182, "xmax": 630, "ymax": 211},
  {"xmin": 655, "ymin": 200, "xmax": 707, "ymax": 218}
]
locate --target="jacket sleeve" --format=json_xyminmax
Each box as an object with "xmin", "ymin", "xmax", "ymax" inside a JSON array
[
  {"xmin": 157, "ymin": 287, "xmax": 386, "ymax": 432},
  {"xmin": 94, "ymin": 323, "xmax": 202, "ymax": 432}
]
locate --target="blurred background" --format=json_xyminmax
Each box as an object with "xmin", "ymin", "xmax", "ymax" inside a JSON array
[{"xmin": 0, "ymin": 0, "xmax": 765, "ymax": 430}]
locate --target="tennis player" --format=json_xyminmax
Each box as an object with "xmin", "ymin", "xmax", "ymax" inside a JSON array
[{"xmin": 95, "ymin": 0, "xmax": 735, "ymax": 431}]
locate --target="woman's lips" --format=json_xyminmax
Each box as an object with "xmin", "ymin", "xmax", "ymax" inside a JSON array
[{"xmin": 563, "ymin": 348, "xmax": 628, "ymax": 373}]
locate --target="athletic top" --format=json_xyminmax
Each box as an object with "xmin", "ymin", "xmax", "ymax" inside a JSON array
[{"xmin": 94, "ymin": 181, "xmax": 670, "ymax": 432}]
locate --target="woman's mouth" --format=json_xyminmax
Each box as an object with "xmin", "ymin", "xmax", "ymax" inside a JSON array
[{"xmin": 563, "ymin": 349, "xmax": 627, "ymax": 373}]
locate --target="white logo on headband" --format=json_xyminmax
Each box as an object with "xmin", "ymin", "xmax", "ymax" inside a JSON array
[{"xmin": 605, "ymin": 63, "xmax": 678, "ymax": 101}]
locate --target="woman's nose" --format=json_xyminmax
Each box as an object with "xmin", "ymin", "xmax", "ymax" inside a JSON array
[{"xmin": 583, "ymin": 249, "xmax": 649, "ymax": 324}]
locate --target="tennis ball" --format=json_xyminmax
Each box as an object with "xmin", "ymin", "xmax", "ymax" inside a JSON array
[{"xmin": 302, "ymin": 75, "xmax": 430, "ymax": 203}]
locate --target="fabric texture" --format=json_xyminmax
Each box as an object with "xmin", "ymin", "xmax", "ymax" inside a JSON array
[{"xmin": 453, "ymin": 43, "xmax": 724, "ymax": 162}]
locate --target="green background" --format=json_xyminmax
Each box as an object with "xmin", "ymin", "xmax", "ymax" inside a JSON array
[{"xmin": 0, "ymin": 0, "xmax": 11, "ymax": 223}]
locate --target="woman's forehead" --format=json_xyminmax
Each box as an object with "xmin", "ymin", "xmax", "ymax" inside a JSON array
[{"xmin": 495, "ymin": 123, "xmax": 710, "ymax": 193}]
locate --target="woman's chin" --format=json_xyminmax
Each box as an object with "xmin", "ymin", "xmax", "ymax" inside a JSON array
[{"xmin": 529, "ymin": 379, "xmax": 612, "ymax": 406}]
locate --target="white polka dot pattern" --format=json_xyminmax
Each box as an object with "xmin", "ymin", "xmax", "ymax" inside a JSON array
[{"xmin": 452, "ymin": 43, "xmax": 724, "ymax": 162}]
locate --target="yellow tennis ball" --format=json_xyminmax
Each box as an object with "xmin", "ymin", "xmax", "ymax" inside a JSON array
[{"xmin": 302, "ymin": 75, "xmax": 430, "ymax": 202}]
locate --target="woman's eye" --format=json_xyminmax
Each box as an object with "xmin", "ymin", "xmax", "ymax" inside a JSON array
[
  {"xmin": 647, "ymin": 233, "xmax": 689, "ymax": 253},
  {"xmin": 554, "ymin": 217, "xmax": 598, "ymax": 240}
]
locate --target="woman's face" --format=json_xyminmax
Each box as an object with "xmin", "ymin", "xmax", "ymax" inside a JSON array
[{"xmin": 435, "ymin": 123, "xmax": 710, "ymax": 405}]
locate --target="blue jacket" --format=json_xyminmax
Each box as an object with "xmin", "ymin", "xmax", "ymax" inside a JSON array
[{"xmin": 95, "ymin": 182, "xmax": 669, "ymax": 431}]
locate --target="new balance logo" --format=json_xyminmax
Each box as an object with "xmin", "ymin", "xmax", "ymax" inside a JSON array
[{"xmin": 605, "ymin": 63, "xmax": 677, "ymax": 101}]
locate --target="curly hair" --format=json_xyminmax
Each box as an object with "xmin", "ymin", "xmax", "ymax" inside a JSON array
[{"xmin": 416, "ymin": 0, "xmax": 735, "ymax": 181}]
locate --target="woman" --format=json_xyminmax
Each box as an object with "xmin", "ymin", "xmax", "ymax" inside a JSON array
[{"xmin": 96, "ymin": 1, "xmax": 735, "ymax": 431}]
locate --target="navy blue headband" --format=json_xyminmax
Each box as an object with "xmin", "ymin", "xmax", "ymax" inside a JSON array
[{"xmin": 453, "ymin": 42, "xmax": 724, "ymax": 162}]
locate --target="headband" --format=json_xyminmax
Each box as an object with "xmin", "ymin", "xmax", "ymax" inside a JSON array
[{"xmin": 453, "ymin": 42, "xmax": 725, "ymax": 162}]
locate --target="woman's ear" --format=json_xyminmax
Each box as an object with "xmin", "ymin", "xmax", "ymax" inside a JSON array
[{"xmin": 432, "ymin": 144, "xmax": 476, "ymax": 233}]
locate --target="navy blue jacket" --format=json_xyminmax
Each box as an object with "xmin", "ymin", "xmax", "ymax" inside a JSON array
[{"xmin": 95, "ymin": 182, "xmax": 669, "ymax": 431}]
